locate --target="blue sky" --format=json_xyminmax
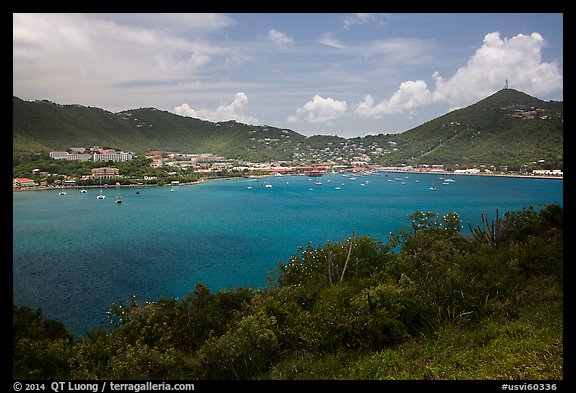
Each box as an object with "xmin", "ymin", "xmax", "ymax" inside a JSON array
[{"xmin": 13, "ymin": 13, "xmax": 563, "ymax": 138}]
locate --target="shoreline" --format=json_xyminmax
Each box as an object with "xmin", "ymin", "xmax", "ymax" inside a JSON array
[
  {"xmin": 12, "ymin": 171, "xmax": 563, "ymax": 192},
  {"xmin": 12, "ymin": 176, "xmax": 266, "ymax": 192},
  {"xmin": 376, "ymin": 169, "xmax": 564, "ymax": 181}
]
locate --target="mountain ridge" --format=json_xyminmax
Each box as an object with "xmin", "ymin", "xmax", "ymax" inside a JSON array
[
  {"xmin": 350, "ymin": 88, "xmax": 563, "ymax": 169},
  {"xmin": 12, "ymin": 89, "xmax": 563, "ymax": 168}
]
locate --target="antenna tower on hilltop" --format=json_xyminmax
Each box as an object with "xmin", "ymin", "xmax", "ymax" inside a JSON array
[{"xmin": 504, "ymin": 79, "xmax": 509, "ymax": 89}]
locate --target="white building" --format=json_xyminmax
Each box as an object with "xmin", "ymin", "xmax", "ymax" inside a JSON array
[
  {"xmin": 49, "ymin": 151, "xmax": 69, "ymax": 159},
  {"xmin": 93, "ymin": 152, "xmax": 133, "ymax": 162}
]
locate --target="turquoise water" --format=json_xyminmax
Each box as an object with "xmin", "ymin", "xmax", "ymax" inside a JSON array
[{"xmin": 13, "ymin": 173, "xmax": 563, "ymax": 336}]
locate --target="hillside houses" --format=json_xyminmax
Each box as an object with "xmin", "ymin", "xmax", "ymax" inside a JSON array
[
  {"xmin": 293, "ymin": 139, "xmax": 391, "ymax": 165},
  {"xmin": 500, "ymin": 103, "xmax": 560, "ymax": 120},
  {"xmin": 13, "ymin": 177, "xmax": 36, "ymax": 188}
]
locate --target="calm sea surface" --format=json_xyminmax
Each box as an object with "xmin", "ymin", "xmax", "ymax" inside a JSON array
[{"xmin": 13, "ymin": 173, "xmax": 563, "ymax": 336}]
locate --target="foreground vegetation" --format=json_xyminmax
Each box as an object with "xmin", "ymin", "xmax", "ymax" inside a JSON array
[{"xmin": 13, "ymin": 204, "xmax": 563, "ymax": 380}]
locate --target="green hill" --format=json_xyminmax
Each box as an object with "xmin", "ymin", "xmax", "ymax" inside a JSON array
[
  {"xmin": 13, "ymin": 89, "xmax": 563, "ymax": 168},
  {"xmin": 12, "ymin": 97, "xmax": 305, "ymax": 161},
  {"xmin": 366, "ymin": 89, "xmax": 563, "ymax": 169},
  {"xmin": 114, "ymin": 108, "xmax": 306, "ymax": 161}
]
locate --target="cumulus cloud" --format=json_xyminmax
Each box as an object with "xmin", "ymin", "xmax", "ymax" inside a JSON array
[
  {"xmin": 355, "ymin": 31, "xmax": 563, "ymax": 118},
  {"xmin": 355, "ymin": 80, "xmax": 432, "ymax": 117},
  {"xmin": 174, "ymin": 92, "xmax": 259, "ymax": 124},
  {"xmin": 432, "ymin": 32, "xmax": 563, "ymax": 106},
  {"xmin": 268, "ymin": 29, "xmax": 293, "ymax": 46},
  {"xmin": 288, "ymin": 95, "xmax": 348, "ymax": 123}
]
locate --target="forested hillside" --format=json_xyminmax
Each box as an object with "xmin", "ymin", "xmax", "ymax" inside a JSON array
[
  {"xmin": 365, "ymin": 89, "xmax": 563, "ymax": 169},
  {"xmin": 12, "ymin": 97, "xmax": 305, "ymax": 161},
  {"xmin": 13, "ymin": 88, "xmax": 563, "ymax": 169}
]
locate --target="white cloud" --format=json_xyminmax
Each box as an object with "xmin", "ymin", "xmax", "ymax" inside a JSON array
[
  {"xmin": 432, "ymin": 32, "xmax": 563, "ymax": 106},
  {"xmin": 289, "ymin": 95, "xmax": 348, "ymax": 123},
  {"xmin": 268, "ymin": 29, "xmax": 293, "ymax": 46},
  {"xmin": 12, "ymin": 13, "xmax": 240, "ymax": 107},
  {"xmin": 13, "ymin": 13, "xmax": 94, "ymax": 57},
  {"xmin": 317, "ymin": 32, "xmax": 346, "ymax": 49},
  {"xmin": 343, "ymin": 13, "xmax": 376, "ymax": 29},
  {"xmin": 13, "ymin": 13, "xmax": 229, "ymax": 70},
  {"xmin": 355, "ymin": 80, "xmax": 432, "ymax": 118},
  {"xmin": 355, "ymin": 31, "xmax": 563, "ymax": 119},
  {"xmin": 174, "ymin": 92, "xmax": 259, "ymax": 124},
  {"xmin": 364, "ymin": 38, "xmax": 435, "ymax": 65},
  {"xmin": 94, "ymin": 13, "xmax": 236, "ymax": 34}
]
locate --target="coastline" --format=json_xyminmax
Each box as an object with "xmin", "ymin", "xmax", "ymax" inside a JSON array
[
  {"xmin": 376, "ymin": 169, "xmax": 564, "ymax": 181},
  {"xmin": 12, "ymin": 171, "xmax": 563, "ymax": 193},
  {"xmin": 12, "ymin": 175, "xmax": 281, "ymax": 192},
  {"xmin": 12, "ymin": 178, "xmax": 209, "ymax": 192}
]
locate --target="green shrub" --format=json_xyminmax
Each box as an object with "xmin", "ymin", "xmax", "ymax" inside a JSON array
[{"xmin": 196, "ymin": 312, "xmax": 279, "ymax": 379}]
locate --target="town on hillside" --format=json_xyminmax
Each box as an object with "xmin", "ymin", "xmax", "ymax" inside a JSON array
[{"xmin": 12, "ymin": 145, "xmax": 563, "ymax": 190}]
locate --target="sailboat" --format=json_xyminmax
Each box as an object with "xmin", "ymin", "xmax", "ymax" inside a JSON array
[
  {"xmin": 115, "ymin": 194, "xmax": 122, "ymax": 204},
  {"xmin": 96, "ymin": 180, "xmax": 106, "ymax": 199},
  {"xmin": 59, "ymin": 180, "xmax": 66, "ymax": 195}
]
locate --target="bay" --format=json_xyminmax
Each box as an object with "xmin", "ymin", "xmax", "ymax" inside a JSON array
[{"xmin": 13, "ymin": 172, "xmax": 563, "ymax": 336}]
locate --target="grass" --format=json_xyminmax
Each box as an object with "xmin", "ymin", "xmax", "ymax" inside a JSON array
[{"xmin": 266, "ymin": 276, "xmax": 563, "ymax": 380}]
